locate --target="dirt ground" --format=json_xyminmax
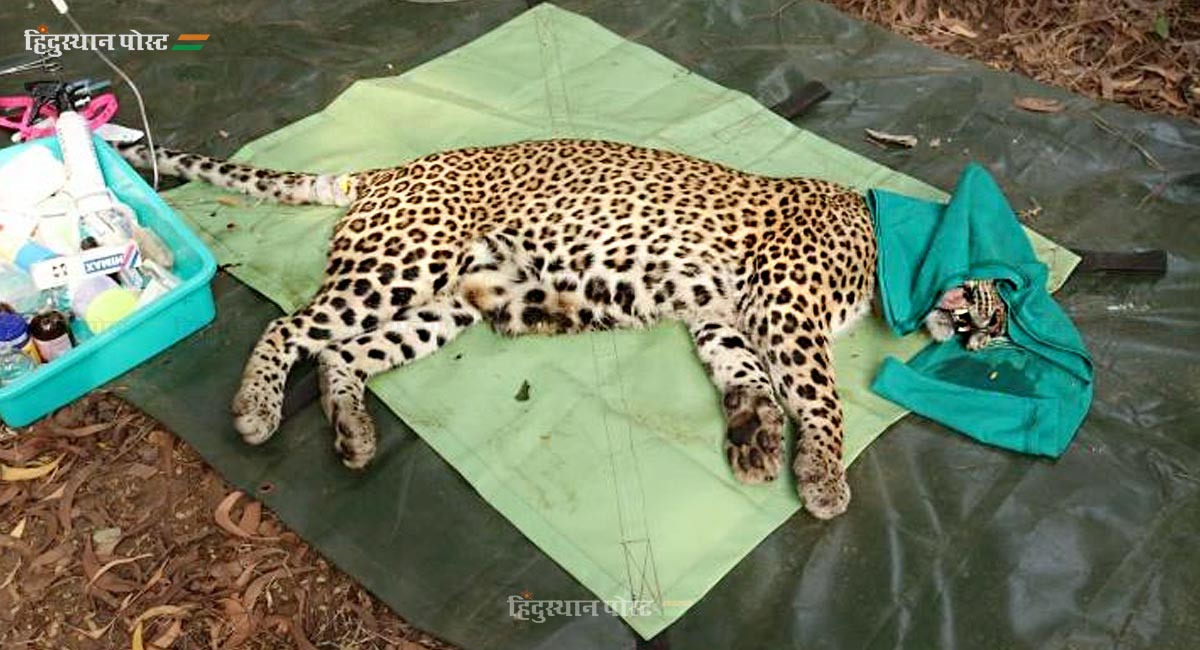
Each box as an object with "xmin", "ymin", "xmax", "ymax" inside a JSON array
[
  {"xmin": 826, "ymin": 0, "xmax": 1199, "ymax": 120},
  {"xmin": 2, "ymin": 3, "xmax": 1197, "ymax": 649},
  {"xmin": 0, "ymin": 392, "xmax": 456, "ymax": 650}
]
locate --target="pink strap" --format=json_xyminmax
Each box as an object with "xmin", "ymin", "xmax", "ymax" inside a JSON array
[{"xmin": 0, "ymin": 93, "xmax": 119, "ymax": 141}]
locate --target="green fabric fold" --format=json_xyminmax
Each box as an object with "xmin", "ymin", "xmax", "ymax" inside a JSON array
[{"xmin": 869, "ymin": 164, "xmax": 1093, "ymax": 457}]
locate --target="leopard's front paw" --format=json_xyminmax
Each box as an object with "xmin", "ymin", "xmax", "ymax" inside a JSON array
[
  {"xmin": 723, "ymin": 389, "xmax": 784, "ymax": 484},
  {"xmin": 231, "ymin": 380, "xmax": 282, "ymax": 445},
  {"xmin": 796, "ymin": 453, "xmax": 850, "ymax": 519}
]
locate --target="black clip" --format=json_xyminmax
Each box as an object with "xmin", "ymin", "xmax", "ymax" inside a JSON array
[
  {"xmin": 1073, "ymin": 249, "xmax": 1168, "ymax": 277},
  {"xmin": 22, "ymin": 78, "xmax": 109, "ymax": 117},
  {"xmin": 769, "ymin": 80, "xmax": 831, "ymax": 120},
  {"xmin": 24, "ymin": 79, "xmax": 70, "ymax": 118}
]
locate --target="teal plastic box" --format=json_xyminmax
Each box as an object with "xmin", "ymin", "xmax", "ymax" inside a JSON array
[{"xmin": 0, "ymin": 137, "xmax": 217, "ymax": 426}]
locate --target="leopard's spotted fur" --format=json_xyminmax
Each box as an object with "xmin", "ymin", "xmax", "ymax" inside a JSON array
[{"xmin": 121, "ymin": 139, "xmax": 880, "ymax": 519}]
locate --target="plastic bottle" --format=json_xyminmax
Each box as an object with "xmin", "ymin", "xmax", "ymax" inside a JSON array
[
  {"xmin": 80, "ymin": 236, "xmax": 122, "ymax": 284},
  {"xmin": 58, "ymin": 111, "xmax": 137, "ymax": 248},
  {"xmin": 30, "ymin": 309, "xmax": 73, "ymax": 362},
  {"xmin": 71, "ymin": 276, "xmax": 137, "ymax": 334},
  {"xmin": 0, "ymin": 263, "xmax": 45, "ymax": 315},
  {"xmin": 57, "ymin": 111, "xmax": 117, "ymax": 221},
  {"xmin": 0, "ymin": 311, "xmax": 41, "ymax": 368}
]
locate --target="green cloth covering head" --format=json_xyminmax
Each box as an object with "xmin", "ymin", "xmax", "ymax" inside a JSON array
[{"xmin": 869, "ymin": 164, "xmax": 1093, "ymax": 457}]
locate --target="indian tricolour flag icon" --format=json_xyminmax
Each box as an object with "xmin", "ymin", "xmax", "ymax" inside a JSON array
[{"xmin": 172, "ymin": 34, "xmax": 208, "ymax": 51}]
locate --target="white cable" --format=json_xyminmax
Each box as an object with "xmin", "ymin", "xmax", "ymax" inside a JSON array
[{"xmin": 51, "ymin": 0, "xmax": 160, "ymax": 189}]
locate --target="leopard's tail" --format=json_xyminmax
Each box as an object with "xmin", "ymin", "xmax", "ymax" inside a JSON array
[{"xmin": 116, "ymin": 143, "xmax": 359, "ymax": 206}]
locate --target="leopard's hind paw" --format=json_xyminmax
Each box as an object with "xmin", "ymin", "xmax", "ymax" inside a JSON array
[{"xmin": 723, "ymin": 389, "xmax": 785, "ymax": 484}]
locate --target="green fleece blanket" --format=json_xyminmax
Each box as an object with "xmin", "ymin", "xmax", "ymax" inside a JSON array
[
  {"xmin": 870, "ymin": 164, "xmax": 1093, "ymax": 456},
  {"xmin": 160, "ymin": 4, "xmax": 1079, "ymax": 638}
]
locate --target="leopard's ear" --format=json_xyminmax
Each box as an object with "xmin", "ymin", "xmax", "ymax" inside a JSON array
[{"xmin": 936, "ymin": 287, "xmax": 968, "ymax": 310}]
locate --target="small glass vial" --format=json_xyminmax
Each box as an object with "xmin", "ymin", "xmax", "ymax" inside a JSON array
[
  {"xmin": 0, "ymin": 347, "xmax": 34, "ymax": 384},
  {"xmin": 30, "ymin": 309, "xmax": 74, "ymax": 362},
  {"xmin": 0, "ymin": 312, "xmax": 38, "ymax": 384}
]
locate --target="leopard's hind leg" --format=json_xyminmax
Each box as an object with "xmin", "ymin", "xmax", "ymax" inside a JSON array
[
  {"xmin": 687, "ymin": 318, "xmax": 786, "ymax": 483},
  {"xmin": 315, "ymin": 296, "xmax": 480, "ymax": 468},
  {"xmin": 761, "ymin": 322, "xmax": 850, "ymax": 520},
  {"xmin": 233, "ymin": 255, "xmax": 425, "ymax": 445},
  {"xmin": 232, "ymin": 294, "xmax": 371, "ymax": 445}
]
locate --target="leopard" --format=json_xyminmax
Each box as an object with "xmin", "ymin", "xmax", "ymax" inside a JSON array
[
  {"xmin": 925, "ymin": 279, "xmax": 1008, "ymax": 351},
  {"xmin": 118, "ymin": 138, "xmax": 997, "ymax": 520}
]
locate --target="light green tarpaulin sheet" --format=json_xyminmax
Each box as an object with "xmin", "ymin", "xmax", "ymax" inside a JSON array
[{"xmin": 160, "ymin": 4, "xmax": 1078, "ymax": 638}]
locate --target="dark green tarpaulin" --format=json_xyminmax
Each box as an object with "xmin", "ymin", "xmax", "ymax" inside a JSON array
[{"xmin": 3, "ymin": 1, "xmax": 1197, "ymax": 648}]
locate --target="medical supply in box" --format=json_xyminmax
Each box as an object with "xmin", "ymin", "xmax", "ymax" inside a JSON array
[
  {"xmin": 29, "ymin": 308, "xmax": 72, "ymax": 361},
  {"xmin": 0, "ymin": 134, "xmax": 216, "ymax": 426}
]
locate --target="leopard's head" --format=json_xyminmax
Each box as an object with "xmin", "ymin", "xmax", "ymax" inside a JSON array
[{"xmin": 924, "ymin": 279, "xmax": 1007, "ymax": 351}]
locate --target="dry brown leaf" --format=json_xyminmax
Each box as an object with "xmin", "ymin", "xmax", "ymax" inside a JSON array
[
  {"xmin": 141, "ymin": 561, "xmax": 168, "ymax": 594},
  {"xmin": 1112, "ymin": 75, "xmax": 1146, "ymax": 92},
  {"xmin": 215, "ymin": 491, "xmax": 277, "ymax": 541},
  {"xmin": 130, "ymin": 607, "xmax": 189, "ymax": 649},
  {"xmin": 80, "ymin": 536, "xmax": 145, "ymax": 596},
  {"xmin": 68, "ymin": 618, "xmax": 115, "ymax": 641},
  {"xmin": 0, "ymin": 438, "xmax": 50, "ymax": 465},
  {"xmin": 865, "ymin": 128, "xmax": 918, "ymax": 148},
  {"xmin": 132, "ymin": 604, "xmax": 192, "ymax": 628},
  {"xmin": 233, "ymin": 561, "xmax": 263, "ymax": 590},
  {"xmin": 30, "ymin": 541, "xmax": 74, "ymax": 569},
  {"xmin": 352, "ymin": 592, "xmax": 379, "ymax": 633},
  {"xmin": 1, "ymin": 454, "xmax": 63, "ymax": 481},
  {"xmin": 1100, "ymin": 75, "xmax": 1116, "ymax": 100},
  {"xmin": 1160, "ymin": 88, "xmax": 1188, "ymax": 110},
  {"xmin": 50, "ymin": 418, "xmax": 129, "ymax": 438},
  {"xmin": 1014, "ymin": 96, "xmax": 1066, "ymax": 112},
  {"xmin": 126, "ymin": 463, "xmax": 159, "ymax": 480},
  {"xmin": 0, "ymin": 558, "xmax": 21, "ymax": 589},
  {"xmin": 929, "ymin": 7, "xmax": 978, "ymax": 38},
  {"xmin": 238, "ymin": 501, "xmax": 262, "ymax": 535},
  {"xmin": 87, "ymin": 552, "xmax": 153, "ymax": 589},
  {"xmin": 948, "ymin": 23, "xmax": 978, "ymax": 38},
  {"xmin": 39, "ymin": 484, "xmax": 65, "ymax": 501},
  {"xmin": 58, "ymin": 461, "xmax": 99, "ymax": 540},
  {"xmin": 0, "ymin": 483, "xmax": 19, "ymax": 507},
  {"xmin": 219, "ymin": 597, "xmax": 253, "ymax": 649},
  {"xmin": 149, "ymin": 618, "xmax": 183, "ymax": 650},
  {"xmin": 8, "ymin": 517, "xmax": 25, "ymax": 539},
  {"xmin": 80, "ymin": 538, "xmax": 101, "ymax": 577},
  {"xmin": 242, "ymin": 568, "xmax": 288, "ymax": 612},
  {"xmin": 215, "ymin": 491, "xmax": 251, "ymax": 538},
  {"xmin": 288, "ymin": 617, "xmax": 320, "ymax": 650}
]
